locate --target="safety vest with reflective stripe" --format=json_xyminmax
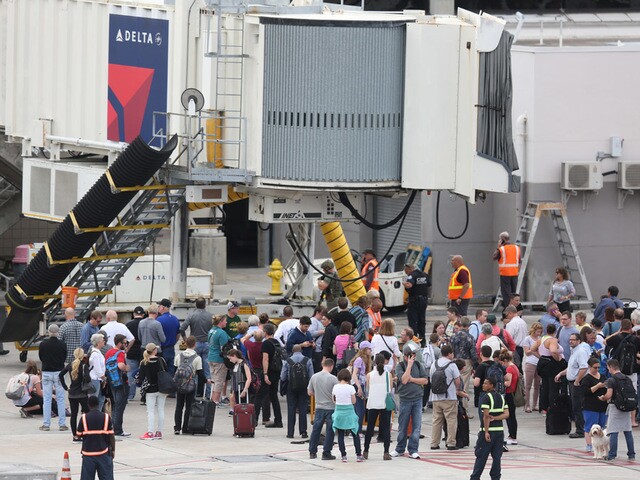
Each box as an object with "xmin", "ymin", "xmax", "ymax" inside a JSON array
[
  {"xmin": 361, "ymin": 259, "xmax": 379, "ymax": 291},
  {"xmin": 79, "ymin": 411, "xmax": 113, "ymax": 456},
  {"xmin": 498, "ymin": 244, "xmax": 520, "ymax": 277},
  {"xmin": 448, "ymin": 265, "xmax": 473, "ymax": 300},
  {"xmin": 367, "ymin": 308, "xmax": 382, "ymax": 331},
  {"xmin": 479, "ymin": 391, "xmax": 505, "ymax": 432}
]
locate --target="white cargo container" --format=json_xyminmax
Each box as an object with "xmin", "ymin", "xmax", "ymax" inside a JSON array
[
  {"xmin": 104, "ymin": 255, "xmax": 213, "ymax": 304},
  {"xmin": 2, "ymin": 0, "xmax": 194, "ymax": 153}
]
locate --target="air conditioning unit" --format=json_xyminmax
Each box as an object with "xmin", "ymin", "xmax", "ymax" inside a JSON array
[
  {"xmin": 617, "ymin": 162, "xmax": 640, "ymax": 190},
  {"xmin": 561, "ymin": 162, "xmax": 603, "ymax": 191}
]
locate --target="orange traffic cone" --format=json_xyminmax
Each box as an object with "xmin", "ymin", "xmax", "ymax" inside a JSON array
[{"xmin": 61, "ymin": 451, "xmax": 71, "ymax": 480}]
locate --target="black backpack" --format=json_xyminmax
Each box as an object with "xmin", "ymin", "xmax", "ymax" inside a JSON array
[
  {"xmin": 430, "ymin": 360, "xmax": 453, "ymax": 395},
  {"xmin": 222, "ymin": 338, "xmax": 242, "ymax": 369},
  {"xmin": 486, "ymin": 362, "xmax": 505, "ymax": 396},
  {"xmin": 612, "ymin": 373, "xmax": 638, "ymax": 412},
  {"xmin": 613, "ymin": 334, "xmax": 638, "ymax": 376},
  {"xmin": 287, "ymin": 357, "xmax": 310, "ymax": 393},
  {"xmin": 268, "ymin": 338, "xmax": 287, "ymax": 374}
]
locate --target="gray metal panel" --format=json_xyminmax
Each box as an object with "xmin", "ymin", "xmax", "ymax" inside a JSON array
[
  {"xmin": 374, "ymin": 193, "xmax": 422, "ymax": 258},
  {"xmin": 262, "ymin": 22, "xmax": 405, "ymax": 184}
]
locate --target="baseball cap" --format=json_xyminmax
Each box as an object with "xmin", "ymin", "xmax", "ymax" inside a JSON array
[
  {"xmin": 133, "ymin": 306, "xmax": 145, "ymax": 316},
  {"xmin": 358, "ymin": 341, "xmax": 372, "ymax": 350},
  {"xmin": 320, "ymin": 259, "xmax": 334, "ymax": 271},
  {"xmin": 158, "ymin": 298, "xmax": 172, "ymax": 308},
  {"xmin": 487, "ymin": 314, "xmax": 497, "ymax": 324},
  {"xmin": 227, "ymin": 300, "xmax": 240, "ymax": 310},
  {"xmin": 403, "ymin": 343, "xmax": 418, "ymax": 356}
]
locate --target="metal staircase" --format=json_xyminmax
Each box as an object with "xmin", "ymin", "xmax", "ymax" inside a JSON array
[
  {"xmin": 493, "ymin": 201, "xmax": 593, "ymax": 310},
  {"xmin": 44, "ymin": 181, "xmax": 186, "ymax": 321}
]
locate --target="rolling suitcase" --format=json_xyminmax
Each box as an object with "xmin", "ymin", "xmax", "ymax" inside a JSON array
[
  {"xmin": 233, "ymin": 392, "xmax": 256, "ymax": 437},
  {"xmin": 545, "ymin": 394, "xmax": 571, "ymax": 435},
  {"xmin": 186, "ymin": 398, "xmax": 216, "ymax": 435}
]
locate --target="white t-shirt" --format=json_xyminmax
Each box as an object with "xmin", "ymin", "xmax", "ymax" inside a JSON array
[
  {"xmin": 101, "ymin": 321, "xmax": 135, "ymax": 347},
  {"xmin": 332, "ymin": 382, "xmax": 356, "ymax": 405},
  {"xmin": 371, "ymin": 334, "xmax": 402, "ymax": 370},
  {"xmin": 274, "ymin": 318, "xmax": 299, "ymax": 346},
  {"xmin": 481, "ymin": 336, "xmax": 503, "ymax": 357},
  {"xmin": 505, "ymin": 316, "xmax": 528, "ymax": 346}
]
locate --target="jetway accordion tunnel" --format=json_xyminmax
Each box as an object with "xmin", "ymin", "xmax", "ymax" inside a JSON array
[{"xmin": 0, "ymin": 135, "xmax": 178, "ymax": 342}]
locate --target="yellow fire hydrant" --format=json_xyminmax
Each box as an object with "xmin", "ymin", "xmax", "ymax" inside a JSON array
[{"xmin": 267, "ymin": 258, "xmax": 283, "ymax": 295}]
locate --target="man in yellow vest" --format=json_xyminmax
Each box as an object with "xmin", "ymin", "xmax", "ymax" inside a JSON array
[
  {"xmin": 492, "ymin": 232, "xmax": 521, "ymax": 309},
  {"xmin": 360, "ymin": 249, "xmax": 379, "ymax": 292},
  {"xmin": 448, "ymin": 255, "xmax": 472, "ymax": 316}
]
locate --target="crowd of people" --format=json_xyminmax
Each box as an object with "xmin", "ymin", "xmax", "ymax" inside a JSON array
[{"xmin": 5, "ymin": 273, "xmax": 640, "ymax": 479}]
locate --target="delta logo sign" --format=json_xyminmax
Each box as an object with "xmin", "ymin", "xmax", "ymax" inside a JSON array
[{"xmin": 108, "ymin": 14, "xmax": 168, "ymax": 146}]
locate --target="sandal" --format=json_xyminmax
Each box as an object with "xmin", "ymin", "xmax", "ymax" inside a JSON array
[{"xmin": 525, "ymin": 407, "xmax": 532, "ymax": 413}]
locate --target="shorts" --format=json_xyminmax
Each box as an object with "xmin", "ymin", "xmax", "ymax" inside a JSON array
[
  {"xmin": 209, "ymin": 362, "xmax": 228, "ymax": 393},
  {"xmin": 583, "ymin": 410, "xmax": 608, "ymax": 432}
]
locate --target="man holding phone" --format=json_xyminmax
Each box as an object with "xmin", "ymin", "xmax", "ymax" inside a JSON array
[{"xmin": 493, "ymin": 232, "xmax": 521, "ymax": 309}]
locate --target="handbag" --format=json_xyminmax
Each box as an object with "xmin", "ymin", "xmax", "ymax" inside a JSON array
[
  {"xmin": 385, "ymin": 372, "xmax": 396, "ymax": 412},
  {"xmin": 512, "ymin": 373, "xmax": 526, "ymax": 408},
  {"xmin": 342, "ymin": 337, "xmax": 357, "ymax": 367},
  {"xmin": 157, "ymin": 358, "xmax": 178, "ymax": 395}
]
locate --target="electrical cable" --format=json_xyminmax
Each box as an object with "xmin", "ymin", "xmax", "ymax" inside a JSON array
[
  {"xmin": 338, "ymin": 190, "xmax": 417, "ymax": 230},
  {"xmin": 286, "ymin": 204, "xmax": 409, "ymax": 287},
  {"xmin": 435, "ymin": 191, "xmax": 469, "ymax": 240}
]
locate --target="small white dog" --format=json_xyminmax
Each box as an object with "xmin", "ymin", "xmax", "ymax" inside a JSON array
[{"xmin": 590, "ymin": 424, "xmax": 609, "ymax": 460}]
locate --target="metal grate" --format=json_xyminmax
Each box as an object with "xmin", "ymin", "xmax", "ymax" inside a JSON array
[
  {"xmin": 624, "ymin": 164, "xmax": 640, "ymax": 188},
  {"xmin": 567, "ymin": 164, "xmax": 590, "ymax": 188}
]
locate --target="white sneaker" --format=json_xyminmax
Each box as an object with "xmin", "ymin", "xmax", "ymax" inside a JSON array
[
  {"xmin": 410, "ymin": 452, "xmax": 421, "ymax": 459},
  {"xmin": 390, "ymin": 451, "xmax": 400, "ymax": 457},
  {"xmin": 506, "ymin": 438, "xmax": 518, "ymax": 445}
]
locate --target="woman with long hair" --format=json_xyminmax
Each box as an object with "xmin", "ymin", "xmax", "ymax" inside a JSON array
[
  {"xmin": 333, "ymin": 321, "xmax": 355, "ymax": 368},
  {"xmin": 363, "ymin": 353, "xmax": 393, "ymax": 460},
  {"xmin": 499, "ymin": 349, "xmax": 519, "ymax": 445},
  {"xmin": 12, "ymin": 360, "xmax": 44, "ymax": 417},
  {"xmin": 522, "ymin": 322, "xmax": 542, "ymax": 413},
  {"xmin": 532, "ymin": 324, "xmax": 566, "ymax": 414},
  {"xmin": 371, "ymin": 319, "xmax": 401, "ymax": 371},
  {"xmin": 580, "ymin": 357, "xmax": 608, "ymax": 453},
  {"xmin": 138, "ymin": 343, "xmax": 168, "ymax": 440},
  {"xmin": 548, "ymin": 267, "xmax": 575, "ymax": 313},
  {"xmin": 349, "ymin": 341, "xmax": 372, "ymax": 434},
  {"xmin": 59, "ymin": 348, "xmax": 90, "ymax": 441},
  {"xmin": 226, "ymin": 348, "xmax": 254, "ymax": 405}
]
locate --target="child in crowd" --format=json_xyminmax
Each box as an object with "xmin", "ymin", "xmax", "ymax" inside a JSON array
[{"xmin": 332, "ymin": 368, "xmax": 364, "ymax": 463}]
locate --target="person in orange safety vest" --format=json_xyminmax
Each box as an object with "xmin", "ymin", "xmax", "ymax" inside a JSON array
[
  {"xmin": 77, "ymin": 395, "xmax": 115, "ymax": 480},
  {"xmin": 448, "ymin": 255, "xmax": 473, "ymax": 316},
  {"xmin": 492, "ymin": 232, "xmax": 521, "ymax": 309},
  {"xmin": 360, "ymin": 249, "xmax": 379, "ymax": 292}
]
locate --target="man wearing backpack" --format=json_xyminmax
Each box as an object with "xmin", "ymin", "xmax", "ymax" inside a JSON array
[
  {"xmin": 281, "ymin": 344, "xmax": 314, "ymax": 439},
  {"xmin": 392, "ymin": 344, "xmax": 429, "ymax": 459},
  {"xmin": 173, "ymin": 336, "xmax": 209, "ymax": 434},
  {"xmin": 262, "ymin": 323, "xmax": 284, "ymax": 428},
  {"xmin": 605, "ymin": 319, "xmax": 640, "ymax": 427},
  {"xmin": 474, "ymin": 345, "xmax": 506, "ymax": 408},
  {"xmin": 104, "ymin": 334, "xmax": 131, "ymax": 437},
  {"xmin": 429, "ymin": 344, "xmax": 462, "ymax": 451},
  {"xmin": 597, "ymin": 359, "xmax": 636, "ymax": 461},
  {"xmin": 208, "ymin": 315, "xmax": 231, "ymax": 405}
]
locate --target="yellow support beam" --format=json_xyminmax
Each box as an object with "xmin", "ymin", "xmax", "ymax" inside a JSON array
[
  {"xmin": 320, "ymin": 222, "xmax": 366, "ymax": 305},
  {"xmin": 43, "ymin": 242, "xmax": 143, "ymax": 266},
  {"xmin": 105, "ymin": 170, "xmax": 185, "ymax": 193},
  {"xmin": 69, "ymin": 211, "xmax": 170, "ymax": 234},
  {"xmin": 13, "ymin": 284, "xmax": 113, "ymax": 301}
]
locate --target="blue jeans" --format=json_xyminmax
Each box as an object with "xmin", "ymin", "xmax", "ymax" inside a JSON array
[
  {"xmin": 354, "ymin": 396, "xmax": 365, "ymax": 434},
  {"xmin": 195, "ymin": 342, "xmax": 211, "ymax": 397},
  {"xmin": 470, "ymin": 431, "xmax": 504, "ymax": 480},
  {"xmin": 161, "ymin": 347, "xmax": 176, "ymax": 376},
  {"xmin": 127, "ymin": 359, "xmax": 140, "ymax": 400},
  {"xmin": 309, "ymin": 408, "xmax": 335, "ymax": 456},
  {"xmin": 81, "ymin": 453, "xmax": 113, "ymax": 480},
  {"xmin": 395, "ymin": 397, "xmax": 422, "ymax": 455},
  {"xmin": 608, "ymin": 431, "xmax": 636, "ymax": 460},
  {"xmin": 111, "ymin": 386, "xmax": 128, "ymax": 435},
  {"xmin": 42, "ymin": 371, "xmax": 66, "ymax": 427},
  {"xmin": 91, "ymin": 379, "xmax": 105, "ymax": 411}
]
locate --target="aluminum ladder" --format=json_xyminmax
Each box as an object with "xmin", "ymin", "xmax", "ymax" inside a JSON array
[
  {"xmin": 44, "ymin": 182, "xmax": 186, "ymax": 321},
  {"xmin": 492, "ymin": 201, "xmax": 593, "ymax": 310}
]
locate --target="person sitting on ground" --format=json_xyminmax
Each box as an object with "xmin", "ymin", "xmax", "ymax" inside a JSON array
[{"xmin": 12, "ymin": 360, "xmax": 45, "ymax": 417}]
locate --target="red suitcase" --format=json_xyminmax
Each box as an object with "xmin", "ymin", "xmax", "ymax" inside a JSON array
[{"xmin": 233, "ymin": 400, "xmax": 256, "ymax": 437}]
